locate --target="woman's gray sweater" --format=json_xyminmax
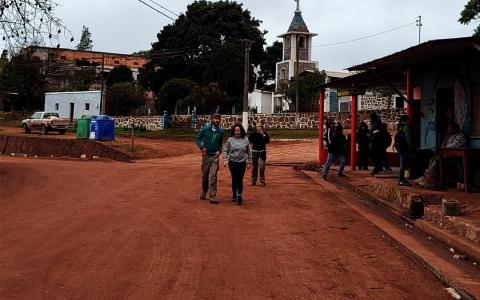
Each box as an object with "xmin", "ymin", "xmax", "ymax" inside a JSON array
[{"xmin": 223, "ymin": 137, "xmax": 252, "ymax": 163}]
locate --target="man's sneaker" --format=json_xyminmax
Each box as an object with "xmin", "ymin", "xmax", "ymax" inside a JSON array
[
  {"xmin": 398, "ymin": 180, "xmax": 411, "ymax": 186},
  {"xmin": 252, "ymin": 182, "xmax": 256, "ymax": 186},
  {"xmin": 232, "ymin": 196, "xmax": 237, "ymax": 202},
  {"xmin": 259, "ymin": 182, "xmax": 266, "ymax": 187},
  {"xmin": 384, "ymin": 168, "xmax": 393, "ymax": 173},
  {"xmin": 209, "ymin": 196, "xmax": 218, "ymax": 204},
  {"xmin": 200, "ymin": 192, "xmax": 206, "ymax": 200},
  {"xmin": 237, "ymin": 196, "xmax": 243, "ymax": 205}
]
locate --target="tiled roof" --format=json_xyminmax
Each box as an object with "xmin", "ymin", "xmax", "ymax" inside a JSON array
[{"xmin": 287, "ymin": 12, "xmax": 310, "ymax": 33}]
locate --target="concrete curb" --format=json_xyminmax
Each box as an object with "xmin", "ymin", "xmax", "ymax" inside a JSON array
[
  {"xmin": 328, "ymin": 174, "xmax": 480, "ymax": 264},
  {"xmin": 301, "ymin": 170, "xmax": 480, "ymax": 300}
]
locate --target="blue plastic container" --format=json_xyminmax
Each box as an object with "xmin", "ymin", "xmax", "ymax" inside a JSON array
[{"xmin": 89, "ymin": 115, "xmax": 115, "ymax": 141}]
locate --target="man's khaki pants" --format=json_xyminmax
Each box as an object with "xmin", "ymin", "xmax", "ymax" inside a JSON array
[{"xmin": 202, "ymin": 155, "xmax": 219, "ymax": 197}]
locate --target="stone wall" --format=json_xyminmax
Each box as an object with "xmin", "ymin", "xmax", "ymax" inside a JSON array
[
  {"xmin": 114, "ymin": 116, "xmax": 164, "ymax": 131},
  {"xmin": 112, "ymin": 109, "xmax": 406, "ymax": 131},
  {"xmin": 361, "ymin": 94, "xmax": 400, "ymax": 111}
]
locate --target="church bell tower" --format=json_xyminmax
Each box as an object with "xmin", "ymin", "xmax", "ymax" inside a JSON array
[{"xmin": 276, "ymin": 0, "xmax": 319, "ymax": 88}]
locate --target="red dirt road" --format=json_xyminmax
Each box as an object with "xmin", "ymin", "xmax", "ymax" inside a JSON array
[{"xmin": 0, "ymin": 145, "xmax": 453, "ymax": 299}]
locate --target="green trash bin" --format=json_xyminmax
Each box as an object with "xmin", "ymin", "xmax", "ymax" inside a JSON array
[{"xmin": 77, "ymin": 115, "xmax": 94, "ymax": 139}]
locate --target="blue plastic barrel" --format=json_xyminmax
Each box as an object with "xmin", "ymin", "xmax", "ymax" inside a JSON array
[{"xmin": 89, "ymin": 115, "xmax": 115, "ymax": 141}]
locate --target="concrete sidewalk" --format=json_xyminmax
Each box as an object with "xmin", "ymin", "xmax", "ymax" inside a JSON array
[
  {"xmin": 320, "ymin": 167, "xmax": 480, "ymax": 263},
  {"xmin": 297, "ymin": 165, "xmax": 480, "ymax": 299}
]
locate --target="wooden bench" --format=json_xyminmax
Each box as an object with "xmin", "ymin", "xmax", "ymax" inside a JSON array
[{"xmin": 438, "ymin": 147, "xmax": 480, "ymax": 192}]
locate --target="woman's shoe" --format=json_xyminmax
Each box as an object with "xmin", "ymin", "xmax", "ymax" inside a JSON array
[{"xmin": 237, "ymin": 196, "xmax": 243, "ymax": 205}]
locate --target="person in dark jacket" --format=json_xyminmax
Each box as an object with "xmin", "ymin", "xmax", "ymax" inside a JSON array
[
  {"xmin": 356, "ymin": 121, "xmax": 370, "ymax": 170},
  {"xmin": 395, "ymin": 115, "xmax": 412, "ymax": 186},
  {"xmin": 322, "ymin": 124, "xmax": 347, "ymax": 180},
  {"xmin": 248, "ymin": 123, "xmax": 270, "ymax": 186},
  {"xmin": 370, "ymin": 112, "xmax": 384, "ymax": 175},
  {"xmin": 381, "ymin": 122, "xmax": 393, "ymax": 172},
  {"xmin": 323, "ymin": 119, "xmax": 334, "ymax": 150},
  {"xmin": 195, "ymin": 113, "xmax": 224, "ymax": 204}
]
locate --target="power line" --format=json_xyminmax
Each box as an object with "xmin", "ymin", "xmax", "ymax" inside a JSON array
[
  {"xmin": 136, "ymin": 0, "xmax": 176, "ymax": 22},
  {"xmin": 134, "ymin": 0, "xmax": 247, "ymax": 50},
  {"xmin": 312, "ymin": 21, "xmax": 417, "ymax": 47},
  {"xmin": 145, "ymin": 0, "xmax": 179, "ymax": 17}
]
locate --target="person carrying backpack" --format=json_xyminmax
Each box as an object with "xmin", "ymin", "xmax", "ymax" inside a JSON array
[{"xmin": 394, "ymin": 115, "xmax": 412, "ymax": 186}]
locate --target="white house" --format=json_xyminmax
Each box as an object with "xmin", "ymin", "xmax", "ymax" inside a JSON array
[
  {"xmin": 248, "ymin": 89, "xmax": 274, "ymax": 113},
  {"xmin": 44, "ymin": 91, "xmax": 101, "ymax": 120}
]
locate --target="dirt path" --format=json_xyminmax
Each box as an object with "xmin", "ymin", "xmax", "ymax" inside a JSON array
[{"xmin": 0, "ymin": 145, "xmax": 455, "ymax": 299}]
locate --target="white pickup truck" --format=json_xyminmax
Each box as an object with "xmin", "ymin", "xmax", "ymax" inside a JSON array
[{"xmin": 22, "ymin": 112, "xmax": 70, "ymax": 135}]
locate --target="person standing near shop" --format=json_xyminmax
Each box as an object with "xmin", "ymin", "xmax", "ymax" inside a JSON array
[
  {"xmin": 356, "ymin": 121, "xmax": 370, "ymax": 170},
  {"xmin": 224, "ymin": 123, "xmax": 251, "ymax": 205},
  {"xmin": 394, "ymin": 115, "xmax": 412, "ymax": 186},
  {"xmin": 248, "ymin": 123, "xmax": 270, "ymax": 186},
  {"xmin": 195, "ymin": 113, "xmax": 224, "ymax": 204},
  {"xmin": 370, "ymin": 112, "xmax": 385, "ymax": 175}
]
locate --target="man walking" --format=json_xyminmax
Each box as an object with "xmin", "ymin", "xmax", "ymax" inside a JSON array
[
  {"xmin": 195, "ymin": 113, "xmax": 224, "ymax": 204},
  {"xmin": 248, "ymin": 123, "xmax": 270, "ymax": 186},
  {"xmin": 322, "ymin": 124, "xmax": 347, "ymax": 180}
]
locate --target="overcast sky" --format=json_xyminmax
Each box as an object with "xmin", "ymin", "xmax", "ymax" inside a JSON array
[{"xmin": 51, "ymin": 0, "xmax": 477, "ymax": 71}]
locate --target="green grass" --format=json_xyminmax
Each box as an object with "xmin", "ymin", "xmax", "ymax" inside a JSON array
[{"xmin": 116, "ymin": 128, "xmax": 319, "ymax": 141}]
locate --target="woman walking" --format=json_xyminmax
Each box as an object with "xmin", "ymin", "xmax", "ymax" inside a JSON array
[{"xmin": 224, "ymin": 123, "xmax": 251, "ymax": 205}]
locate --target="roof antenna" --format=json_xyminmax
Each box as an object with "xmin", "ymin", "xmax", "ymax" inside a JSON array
[{"xmin": 416, "ymin": 16, "xmax": 422, "ymax": 44}]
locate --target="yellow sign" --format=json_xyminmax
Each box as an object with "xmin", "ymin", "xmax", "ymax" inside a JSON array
[{"xmin": 336, "ymin": 88, "xmax": 365, "ymax": 97}]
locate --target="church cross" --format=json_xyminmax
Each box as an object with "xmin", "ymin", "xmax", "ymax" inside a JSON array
[{"xmin": 295, "ymin": 0, "xmax": 300, "ymax": 12}]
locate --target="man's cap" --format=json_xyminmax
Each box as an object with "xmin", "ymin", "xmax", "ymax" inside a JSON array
[{"xmin": 211, "ymin": 112, "xmax": 221, "ymax": 118}]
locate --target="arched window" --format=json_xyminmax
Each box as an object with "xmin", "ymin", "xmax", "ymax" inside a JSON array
[
  {"xmin": 285, "ymin": 36, "xmax": 291, "ymax": 49},
  {"xmin": 281, "ymin": 68, "xmax": 286, "ymax": 79},
  {"xmin": 298, "ymin": 35, "xmax": 306, "ymax": 48}
]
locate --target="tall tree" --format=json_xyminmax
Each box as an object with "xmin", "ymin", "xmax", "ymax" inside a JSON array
[
  {"xmin": 287, "ymin": 70, "xmax": 326, "ymax": 112},
  {"xmin": 105, "ymin": 82, "xmax": 145, "ymax": 115},
  {"xmin": 158, "ymin": 78, "xmax": 196, "ymax": 114},
  {"xmin": 459, "ymin": 0, "xmax": 480, "ymax": 36},
  {"xmin": 76, "ymin": 26, "xmax": 93, "ymax": 51},
  {"xmin": 0, "ymin": 1, "xmax": 74, "ymax": 54},
  {"xmin": 0, "ymin": 52, "xmax": 46, "ymax": 110},
  {"xmin": 106, "ymin": 65, "xmax": 133, "ymax": 88},
  {"xmin": 256, "ymin": 41, "xmax": 283, "ymax": 89},
  {"xmin": 140, "ymin": 0, "xmax": 266, "ymax": 113}
]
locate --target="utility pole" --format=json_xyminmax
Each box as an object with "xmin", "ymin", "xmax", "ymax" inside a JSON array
[
  {"xmin": 242, "ymin": 39, "xmax": 252, "ymax": 131},
  {"xmin": 416, "ymin": 16, "xmax": 422, "ymax": 45},
  {"xmin": 295, "ymin": 34, "xmax": 300, "ymax": 128},
  {"xmin": 100, "ymin": 54, "xmax": 105, "ymax": 114}
]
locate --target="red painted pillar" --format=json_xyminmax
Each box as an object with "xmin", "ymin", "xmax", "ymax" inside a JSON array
[
  {"xmin": 406, "ymin": 68, "xmax": 413, "ymax": 119},
  {"xmin": 350, "ymin": 94, "xmax": 357, "ymax": 171},
  {"xmin": 319, "ymin": 89, "xmax": 325, "ymax": 164}
]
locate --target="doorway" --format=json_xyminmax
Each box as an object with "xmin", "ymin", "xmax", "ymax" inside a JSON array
[
  {"xmin": 69, "ymin": 103, "xmax": 75, "ymax": 123},
  {"xmin": 436, "ymin": 87, "xmax": 454, "ymax": 147}
]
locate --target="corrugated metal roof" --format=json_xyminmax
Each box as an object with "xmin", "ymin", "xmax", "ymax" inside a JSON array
[{"xmin": 349, "ymin": 37, "xmax": 480, "ymax": 71}]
